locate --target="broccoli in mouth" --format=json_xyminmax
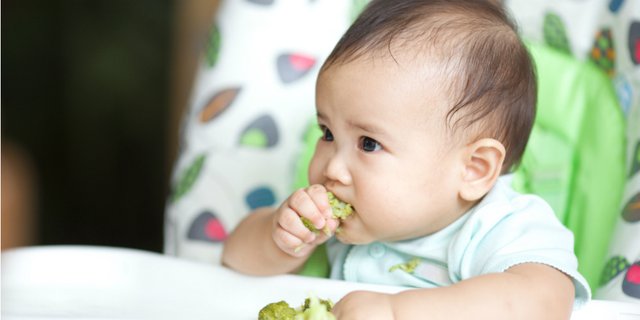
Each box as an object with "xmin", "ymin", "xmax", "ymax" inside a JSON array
[
  {"xmin": 327, "ymin": 192, "xmax": 353, "ymax": 220},
  {"xmin": 301, "ymin": 192, "xmax": 354, "ymax": 236}
]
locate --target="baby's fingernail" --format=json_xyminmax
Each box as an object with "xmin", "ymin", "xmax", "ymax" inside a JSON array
[{"xmin": 294, "ymin": 244, "xmax": 306, "ymax": 253}]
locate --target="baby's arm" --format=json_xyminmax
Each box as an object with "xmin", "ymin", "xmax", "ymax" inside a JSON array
[
  {"xmin": 333, "ymin": 263, "xmax": 575, "ymax": 320},
  {"xmin": 222, "ymin": 184, "xmax": 338, "ymax": 275}
]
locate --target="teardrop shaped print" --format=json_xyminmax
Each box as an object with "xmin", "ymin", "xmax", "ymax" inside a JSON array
[
  {"xmin": 245, "ymin": 186, "xmax": 276, "ymax": 209},
  {"xmin": 622, "ymin": 261, "xmax": 640, "ymax": 298},
  {"xmin": 187, "ymin": 210, "xmax": 227, "ymax": 242},
  {"xmin": 239, "ymin": 114, "xmax": 279, "ymax": 148},
  {"xmin": 277, "ymin": 53, "xmax": 316, "ymax": 84},
  {"xmin": 543, "ymin": 12, "xmax": 571, "ymax": 54},
  {"xmin": 622, "ymin": 192, "xmax": 640, "ymax": 223},
  {"xmin": 628, "ymin": 21, "xmax": 640, "ymax": 65},
  {"xmin": 199, "ymin": 87, "xmax": 241, "ymax": 123},
  {"xmin": 170, "ymin": 154, "xmax": 207, "ymax": 203},
  {"xmin": 206, "ymin": 24, "xmax": 222, "ymax": 68},
  {"xmin": 590, "ymin": 28, "xmax": 616, "ymax": 76}
]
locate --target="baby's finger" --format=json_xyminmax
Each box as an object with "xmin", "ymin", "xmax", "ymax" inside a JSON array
[
  {"xmin": 306, "ymin": 184, "xmax": 332, "ymax": 219},
  {"xmin": 288, "ymin": 188, "xmax": 325, "ymax": 230},
  {"xmin": 273, "ymin": 227, "xmax": 311, "ymax": 257},
  {"xmin": 277, "ymin": 207, "xmax": 316, "ymax": 243},
  {"xmin": 324, "ymin": 217, "xmax": 340, "ymax": 234}
]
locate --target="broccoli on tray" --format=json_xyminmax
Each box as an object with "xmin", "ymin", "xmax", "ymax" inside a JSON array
[
  {"xmin": 258, "ymin": 295, "xmax": 335, "ymax": 320},
  {"xmin": 258, "ymin": 301, "xmax": 297, "ymax": 320}
]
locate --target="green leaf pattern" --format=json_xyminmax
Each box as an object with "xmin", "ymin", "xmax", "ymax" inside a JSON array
[
  {"xmin": 599, "ymin": 255, "xmax": 630, "ymax": 286},
  {"xmin": 171, "ymin": 154, "xmax": 207, "ymax": 203}
]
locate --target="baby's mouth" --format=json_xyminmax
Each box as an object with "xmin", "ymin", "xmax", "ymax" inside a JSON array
[
  {"xmin": 327, "ymin": 192, "xmax": 355, "ymax": 220},
  {"xmin": 344, "ymin": 205, "xmax": 356, "ymax": 219}
]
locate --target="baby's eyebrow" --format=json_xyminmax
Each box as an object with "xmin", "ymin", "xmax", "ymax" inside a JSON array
[
  {"xmin": 316, "ymin": 111, "xmax": 387, "ymax": 136},
  {"xmin": 348, "ymin": 119, "xmax": 386, "ymax": 135}
]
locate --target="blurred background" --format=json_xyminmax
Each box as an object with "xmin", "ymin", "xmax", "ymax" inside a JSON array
[{"xmin": 2, "ymin": 0, "xmax": 219, "ymax": 252}]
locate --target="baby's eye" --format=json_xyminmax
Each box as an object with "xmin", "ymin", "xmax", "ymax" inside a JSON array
[
  {"xmin": 360, "ymin": 136, "xmax": 382, "ymax": 152},
  {"xmin": 321, "ymin": 126, "xmax": 334, "ymax": 142}
]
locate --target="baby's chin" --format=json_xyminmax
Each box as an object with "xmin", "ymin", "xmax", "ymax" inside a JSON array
[
  {"xmin": 337, "ymin": 223, "xmax": 419, "ymax": 244},
  {"xmin": 335, "ymin": 234, "xmax": 372, "ymax": 245},
  {"xmin": 334, "ymin": 222, "xmax": 378, "ymax": 245}
]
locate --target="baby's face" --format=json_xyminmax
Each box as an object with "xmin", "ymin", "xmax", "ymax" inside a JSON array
[{"xmin": 310, "ymin": 55, "xmax": 471, "ymax": 244}]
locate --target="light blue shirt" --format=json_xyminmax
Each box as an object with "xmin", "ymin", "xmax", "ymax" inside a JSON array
[{"xmin": 327, "ymin": 176, "xmax": 591, "ymax": 308}]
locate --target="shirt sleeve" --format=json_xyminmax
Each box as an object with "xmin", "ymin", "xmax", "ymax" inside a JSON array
[{"xmin": 448, "ymin": 190, "xmax": 591, "ymax": 309}]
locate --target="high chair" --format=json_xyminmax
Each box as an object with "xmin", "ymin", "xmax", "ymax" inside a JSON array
[
  {"xmin": 2, "ymin": 1, "xmax": 638, "ymax": 318},
  {"xmin": 164, "ymin": 0, "xmax": 640, "ymax": 304}
]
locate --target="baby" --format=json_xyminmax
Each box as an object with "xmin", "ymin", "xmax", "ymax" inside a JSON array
[{"xmin": 223, "ymin": 0, "xmax": 590, "ymax": 318}]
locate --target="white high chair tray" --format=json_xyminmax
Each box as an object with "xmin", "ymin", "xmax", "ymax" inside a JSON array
[{"xmin": 2, "ymin": 246, "xmax": 638, "ymax": 319}]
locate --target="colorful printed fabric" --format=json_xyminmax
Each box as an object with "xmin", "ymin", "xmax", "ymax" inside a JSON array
[
  {"xmin": 164, "ymin": 0, "xmax": 357, "ymax": 264},
  {"xmin": 506, "ymin": 0, "xmax": 640, "ymax": 302},
  {"xmin": 511, "ymin": 43, "xmax": 626, "ymax": 292},
  {"xmin": 165, "ymin": 0, "xmax": 640, "ymax": 303}
]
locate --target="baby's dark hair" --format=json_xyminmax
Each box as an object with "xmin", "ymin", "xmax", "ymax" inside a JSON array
[{"xmin": 321, "ymin": 0, "xmax": 536, "ymax": 172}]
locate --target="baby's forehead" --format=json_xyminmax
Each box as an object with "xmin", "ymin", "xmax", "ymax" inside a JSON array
[
  {"xmin": 325, "ymin": 26, "xmax": 472, "ymax": 97},
  {"xmin": 359, "ymin": 51, "xmax": 492, "ymax": 134},
  {"xmin": 343, "ymin": 55, "xmax": 463, "ymax": 124}
]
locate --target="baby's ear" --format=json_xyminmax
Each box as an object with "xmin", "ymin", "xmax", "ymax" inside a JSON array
[{"xmin": 459, "ymin": 138, "xmax": 505, "ymax": 201}]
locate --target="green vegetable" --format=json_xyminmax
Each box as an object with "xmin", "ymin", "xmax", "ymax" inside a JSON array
[
  {"xmin": 301, "ymin": 192, "xmax": 354, "ymax": 235},
  {"xmin": 389, "ymin": 257, "xmax": 421, "ymax": 274},
  {"xmin": 301, "ymin": 297, "xmax": 333, "ymax": 314},
  {"xmin": 258, "ymin": 301, "xmax": 297, "ymax": 320},
  {"xmin": 327, "ymin": 192, "xmax": 354, "ymax": 219},
  {"xmin": 300, "ymin": 217, "xmax": 320, "ymax": 234},
  {"xmin": 258, "ymin": 295, "xmax": 335, "ymax": 320},
  {"xmin": 295, "ymin": 295, "xmax": 336, "ymax": 320}
]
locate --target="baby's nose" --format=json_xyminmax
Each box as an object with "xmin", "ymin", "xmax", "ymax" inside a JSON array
[{"xmin": 323, "ymin": 153, "xmax": 352, "ymax": 186}]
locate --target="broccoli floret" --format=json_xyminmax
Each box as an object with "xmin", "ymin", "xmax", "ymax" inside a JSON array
[
  {"xmin": 258, "ymin": 301, "xmax": 297, "ymax": 320},
  {"xmin": 258, "ymin": 296, "xmax": 335, "ymax": 320},
  {"xmin": 301, "ymin": 192, "xmax": 354, "ymax": 235},
  {"xmin": 295, "ymin": 295, "xmax": 336, "ymax": 320},
  {"xmin": 300, "ymin": 217, "xmax": 317, "ymax": 232},
  {"xmin": 301, "ymin": 297, "xmax": 334, "ymax": 312},
  {"xmin": 327, "ymin": 192, "xmax": 353, "ymax": 219}
]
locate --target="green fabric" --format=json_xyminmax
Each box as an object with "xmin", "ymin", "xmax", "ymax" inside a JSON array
[
  {"xmin": 293, "ymin": 44, "xmax": 627, "ymax": 290},
  {"xmin": 512, "ymin": 43, "xmax": 626, "ymax": 291},
  {"xmin": 298, "ymin": 243, "xmax": 330, "ymax": 278}
]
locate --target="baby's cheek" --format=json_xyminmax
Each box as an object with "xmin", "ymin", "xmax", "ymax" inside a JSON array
[{"xmin": 307, "ymin": 155, "xmax": 324, "ymax": 185}]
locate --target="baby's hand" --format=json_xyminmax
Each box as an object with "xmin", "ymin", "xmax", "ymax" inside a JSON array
[
  {"xmin": 333, "ymin": 291, "xmax": 394, "ymax": 320},
  {"xmin": 272, "ymin": 184, "xmax": 338, "ymax": 257}
]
